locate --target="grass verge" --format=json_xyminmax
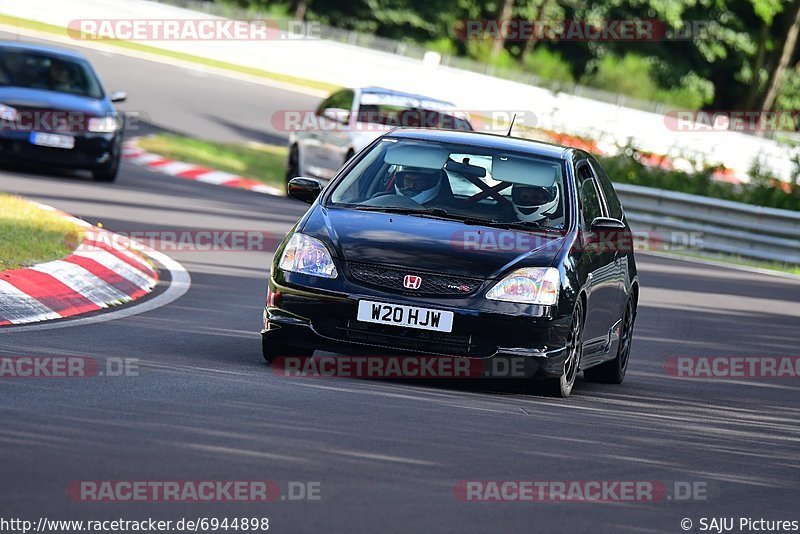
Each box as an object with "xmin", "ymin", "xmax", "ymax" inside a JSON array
[
  {"xmin": 0, "ymin": 194, "xmax": 83, "ymax": 271},
  {"xmin": 138, "ymin": 133, "xmax": 288, "ymax": 190},
  {"xmin": 0, "ymin": 14, "xmax": 338, "ymax": 93}
]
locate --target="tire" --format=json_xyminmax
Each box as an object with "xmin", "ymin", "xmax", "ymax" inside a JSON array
[
  {"xmin": 261, "ymin": 336, "xmax": 313, "ymax": 364},
  {"xmin": 285, "ymin": 144, "xmax": 300, "ymax": 189},
  {"xmin": 584, "ymin": 297, "xmax": 636, "ymax": 384},
  {"xmin": 540, "ymin": 300, "xmax": 584, "ymax": 398},
  {"xmin": 92, "ymin": 155, "xmax": 120, "ymax": 182}
]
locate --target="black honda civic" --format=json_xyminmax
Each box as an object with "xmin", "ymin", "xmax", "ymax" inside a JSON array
[
  {"xmin": 263, "ymin": 128, "xmax": 639, "ymax": 397},
  {"xmin": 0, "ymin": 41, "xmax": 126, "ymax": 181}
]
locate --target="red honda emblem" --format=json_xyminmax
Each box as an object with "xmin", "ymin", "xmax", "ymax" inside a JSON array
[{"xmin": 403, "ymin": 275, "xmax": 422, "ymax": 290}]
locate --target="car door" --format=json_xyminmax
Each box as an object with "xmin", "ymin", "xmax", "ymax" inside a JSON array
[
  {"xmin": 589, "ymin": 157, "xmax": 628, "ymax": 320},
  {"xmin": 575, "ymin": 161, "xmax": 620, "ymax": 358}
]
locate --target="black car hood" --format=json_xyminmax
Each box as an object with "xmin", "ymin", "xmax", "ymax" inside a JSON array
[
  {"xmin": 303, "ymin": 206, "xmax": 567, "ymax": 279},
  {"xmin": 0, "ymin": 87, "xmax": 110, "ymax": 115}
]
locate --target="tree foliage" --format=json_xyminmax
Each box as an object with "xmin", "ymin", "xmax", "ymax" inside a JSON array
[{"xmin": 219, "ymin": 0, "xmax": 800, "ymax": 111}]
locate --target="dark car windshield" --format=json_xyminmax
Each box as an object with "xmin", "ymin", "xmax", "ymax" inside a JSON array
[
  {"xmin": 0, "ymin": 49, "xmax": 104, "ymax": 99},
  {"xmin": 328, "ymin": 138, "xmax": 568, "ymax": 230}
]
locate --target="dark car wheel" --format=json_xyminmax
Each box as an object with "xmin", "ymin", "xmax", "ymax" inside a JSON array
[
  {"xmin": 540, "ymin": 300, "xmax": 584, "ymax": 398},
  {"xmin": 285, "ymin": 144, "xmax": 300, "ymax": 188},
  {"xmin": 92, "ymin": 155, "xmax": 120, "ymax": 182},
  {"xmin": 261, "ymin": 336, "xmax": 313, "ymax": 364},
  {"xmin": 584, "ymin": 297, "xmax": 636, "ymax": 384}
]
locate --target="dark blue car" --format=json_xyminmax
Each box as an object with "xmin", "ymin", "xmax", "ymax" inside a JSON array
[{"xmin": 0, "ymin": 41, "xmax": 126, "ymax": 181}]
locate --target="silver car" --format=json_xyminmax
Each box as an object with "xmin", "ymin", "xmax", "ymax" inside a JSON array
[{"xmin": 285, "ymin": 87, "xmax": 472, "ymax": 185}]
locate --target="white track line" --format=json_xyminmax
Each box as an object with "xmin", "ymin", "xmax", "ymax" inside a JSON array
[
  {"xmin": 640, "ymin": 251, "xmax": 800, "ymax": 283},
  {"xmin": 0, "ymin": 23, "xmax": 327, "ymax": 98}
]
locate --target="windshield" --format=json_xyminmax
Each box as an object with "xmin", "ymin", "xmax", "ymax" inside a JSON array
[
  {"xmin": 328, "ymin": 138, "xmax": 568, "ymax": 230},
  {"xmin": 0, "ymin": 49, "xmax": 104, "ymax": 99},
  {"xmin": 356, "ymin": 92, "xmax": 472, "ymax": 131}
]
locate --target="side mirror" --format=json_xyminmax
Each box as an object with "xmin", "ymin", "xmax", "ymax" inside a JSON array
[
  {"xmin": 587, "ymin": 217, "xmax": 627, "ymax": 252},
  {"xmin": 109, "ymin": 91, "xmax": 127, "ymax": 103},
  {"xmin": 590, "ymin": 217, "xmax": 625, "ymax": 231},
  {"xmin": 288, "ymin": 177, "xmax": 322, "ymax": 204}
]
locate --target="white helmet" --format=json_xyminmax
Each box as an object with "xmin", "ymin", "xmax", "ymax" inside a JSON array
[
  {"xmin": 394, "ymin": 169, "xmax": 442, "ymax": 204},
  {"xmin": 511, "ymin": 184, "xmax": 559, "ymax": 222}
]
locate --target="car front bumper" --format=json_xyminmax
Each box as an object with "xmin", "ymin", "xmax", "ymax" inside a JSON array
[
  {"xmin": 0, "ymin": 130, "xmax": 121, "ymax": 170},
  {"xmin": 261, "ymin": 274, "xmax": 573, "ymax": 378}
]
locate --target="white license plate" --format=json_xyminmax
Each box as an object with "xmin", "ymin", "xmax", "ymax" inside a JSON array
[
  {"xmin": 30, "ymin": 132, "xmax": 75, "ymax": 150},
  {"xmin": 357, "ymin": 300, "xmax": 454, "ymax": 333}
]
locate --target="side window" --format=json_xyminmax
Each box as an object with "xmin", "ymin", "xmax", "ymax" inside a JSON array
[
  {"xmin": 577, "ymin": 164, "xmax": 604, "ymax": 230},
  {"xmin": 328, "ymin": 90, "xmax": 354, "ymax": 111},
  {"xmin": 590, "ymin": 158, "xmax": 624, "ymax": 220},
  {"xmin": 315, "ymin": 95, "xmax": 334, "ymax": 115},
  {"xmin": 316, "ymin": 90, "xmax": 355, "ymax": 121}
]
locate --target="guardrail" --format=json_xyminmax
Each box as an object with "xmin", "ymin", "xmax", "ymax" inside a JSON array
[{"xmin": 616, "ymin": 184, "xmax": 800, "ymax": 264}]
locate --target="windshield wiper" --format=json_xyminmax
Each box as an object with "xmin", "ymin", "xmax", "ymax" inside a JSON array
[
  {"xmin": 353, "ymin": 206, "xmax": 450, "ymax": 217},
  {"xmin": 442, "ymin": 214, "xmax": 541, "ymax": 230},
  {"xmin": 350, "ymin": 205, "xmax": 562, "ymax": 231}
]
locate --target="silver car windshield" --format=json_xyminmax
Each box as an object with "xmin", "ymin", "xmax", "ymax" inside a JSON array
[
  {"xmin": 328, "ymin": 138, "xmax": 568, "ymax": 230},
  {"xmin": 356, "ymin": 93, "xmax": 472, "ymax": 130}
]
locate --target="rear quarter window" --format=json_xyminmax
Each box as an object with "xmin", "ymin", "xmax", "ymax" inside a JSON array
[{"xmin": 590, "ymin": 158, "xmax": 624, "ymax": 220}]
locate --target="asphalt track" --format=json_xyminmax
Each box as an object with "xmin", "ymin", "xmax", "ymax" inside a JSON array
[{"xmin": 1, "ymin": 30, "xmax": 799, "ymax": 533}]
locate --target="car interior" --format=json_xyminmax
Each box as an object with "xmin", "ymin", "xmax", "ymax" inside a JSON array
[{"xmin": 331, "ymin": 141, "xmax": 566, "ymax": 228}]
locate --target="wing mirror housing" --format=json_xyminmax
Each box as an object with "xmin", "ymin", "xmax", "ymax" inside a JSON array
[
  {"xmin": 587, "ymin": 217, "xmax": 627, "ymax": 252},
  {"xmin": 287, "ymin": 177, "xmax": 322, "ymax": 204},
  {"xmin": 590, "ymin": 217, "xmax": 626, "ymax": 231}
]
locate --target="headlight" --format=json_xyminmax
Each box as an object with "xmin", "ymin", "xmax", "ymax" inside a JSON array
[
  {"xmin": 486, "ymin": 267, "xmax": 560, "ymax": 305},
  {"xmin": 87, "ymin": 116, "xmax": 119, "ymax": 133},
  {"xmin": 278, "ymin": 233, "xmax": 338, "ymax": 279},
  {"xmin": 0, "ymin": 103, "xmax": 17, "ymax": 122}
]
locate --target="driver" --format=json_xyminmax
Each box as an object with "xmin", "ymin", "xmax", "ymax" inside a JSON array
[
  {"xmin": 48, "ymin": 61, "xmax": 74, "ymax": 92},
  {"xmin": 511, "ymin": 183, "xmax": 559, "ymax": 223},
  {"xmin": 394, "ymin": 168, "xmax": 442, "ymax": 204}
]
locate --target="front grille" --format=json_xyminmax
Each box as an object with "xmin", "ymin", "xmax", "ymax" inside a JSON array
[
  {"xmin": 347, "ymin": 262, "xmax": 483, "ymax": 296},
  {"xmin": 313, "ymin": 317, "xmax": 495, "ymax": 357},
  {"xmin": 2, "ymin": 106, "xmax": 96, "ymax": 133}
]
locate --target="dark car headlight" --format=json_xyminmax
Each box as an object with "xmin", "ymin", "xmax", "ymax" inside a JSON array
[
  {"xmin": 278, "ymin": 233, "xmax": 338, "ymax": 279},
  {"xmin": 486, "ymin": 267, "xmax": 560, "ymax": 305}
]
